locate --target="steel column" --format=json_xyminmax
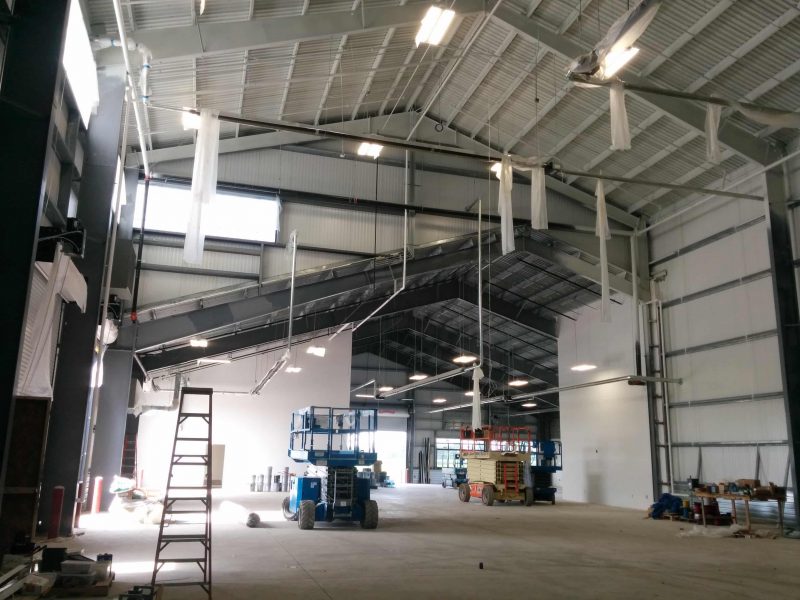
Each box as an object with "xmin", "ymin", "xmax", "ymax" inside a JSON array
[
  {"xmin": 38, "ymin": 68, "xmax": 126, "ymax": 536},
  {"xmin": 764, "ymin": 168, "xmax": 800, "ymax": 527},
  {"xmin": 0, "ymin": 0, "xmax": 68, "ymax": 545}
]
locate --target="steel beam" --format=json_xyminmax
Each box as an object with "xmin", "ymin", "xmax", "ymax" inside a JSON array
[
  {"xmin": 0, "ymin": 0, "xmax": 69, "ymax": 547},
  {"xmin": 492, "ymin": 5, "xmax": 778, "ymax": 166},
  {"xmin": 139, "ymin": 280, "xmax": 461, "ymax": 371},
  {"xmin": 96, "ymin": 0, "xmax": 485, "ymax": 64},
  {"xmin": 459, "ymin": 283, "xmax": 557, "ymax": 340},
  {"xmin": 764, "ymin": 168, "xmax": 800, "ymax": 526}
]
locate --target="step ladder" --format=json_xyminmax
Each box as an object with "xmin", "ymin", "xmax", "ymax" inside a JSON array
[
  {"xmin": 152, "ymin": 387, "xmax": 213, "ymax": 598},
  {"xmin": 120, "ymin": 432, "xmax": 137, "ymax": 481}
]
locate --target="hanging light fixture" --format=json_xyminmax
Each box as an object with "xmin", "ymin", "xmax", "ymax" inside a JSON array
[
  {"xmin": 306, "ymin": 345, "xmax": 326, "ymax": 358},
  {"xmin": 508, "ymin": 379, "xmax": 529, "ymax": 387},
  {"xmin": 378, "ymin": 386, "xmax": 394, "ymax": 392},
  {"xmin": 357, "ymin": 142, "xmax": 383, "ymax": 159},
  {"xmin": 196, "ymin": 357, "xmax": 231, "ymax": 365},
  {"xmin": 521, "ymin": 402, "xmax": 538, "ymax": 408},
  {"xmin": 453, "ymin": 354, "xmax": 478, "ymax": 364},
  {"xmin": 285, "ymin": 366, "xmax": 302, "ymax": 373},
  {"xmin": 189, "ymin": 338, "xmax": 208, "ymax": 348},
  {"xmin": 409, "ymin": 373, "xmax": 428, "ymax": 381},
  {"xmin": 571, "ymin": 364, "xmax": 597, "ymax": 372},
  {"xmin": 415, "ymin": 6, "xmax": 456, "ymax": 47},
  {"xmin": 464, "ymin": 391, "xmax": 474, "ymax": 396},
  {"xmin": 432, "ymin": 398, "xmax": 447, "ymax": 404}
]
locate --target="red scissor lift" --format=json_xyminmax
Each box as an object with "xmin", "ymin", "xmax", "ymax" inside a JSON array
[{"xmin": 457, "ymin": 426, "xmax": 534, "ymax": 506}]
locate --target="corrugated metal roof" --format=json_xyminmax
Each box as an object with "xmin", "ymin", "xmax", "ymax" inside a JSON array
[{"xmin": 86, "ymin": 0, "xmax": 800, "ymax": 218}]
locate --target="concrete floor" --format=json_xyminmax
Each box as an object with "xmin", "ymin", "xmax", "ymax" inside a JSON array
[{"xmin": 67, "ymin": 485, "xmax": 800, "ymax": 599}]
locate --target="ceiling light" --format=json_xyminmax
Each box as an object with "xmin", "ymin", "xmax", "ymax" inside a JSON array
[
  {"xmin": 409, "ymin": 373, "xmax": 428, "ymax": 381},
  {"xmin": 196, "ymin": 358, "xmax": 231, "ymax": 365},
  {"xmin": 508, "ymin": 379, "xmax": 529, "ymax": 387},
  {"xmin": 453, "ymin": 354, "xmax": 478, "ymax": 364},
  {"xmin": 189, "ymin": 338, "xmax": 208, "ymax": 348},
  {"xmin": 415, "ymin": 6, "xmax": 456, "ymax": 47},
  {"xmin": 571, "ymin": 363, "xmax": 597, "ymax": 372},
  {"xmin": 491, "ymin": 162, "xmax": 502, "ymax": 179},
  {"xmin": 355, "ymin": 393, "xmax": 375, "ymax": 398},
  {"xmin": 357, "ymin": 142, "xmax": 383, "ymax": 159},
  {"xmin": 464, "ymin": 391, "xmax": 474, "ymax": 397},
  {"xmin": 521, "ymin": 402, "xmax": 538, "ymax": 408},
  {"xmin": 433, "ymin": 398, "xmax": 447, "ymax": 404},
  {"xmin": 63, "ymin": 0, "xmax": 99, "ymax": 127},
  {"xmin": 200, "ymin": 0, "xmax": 206, "ymax": 15},
  {"xmin": 306, "ymin": 345, "xmax": 326, "ymax": 358},
  {"xmin": 378, "ymin": 386, "xmax": 394, "ymax": 392},
  {"xmin": 285, "ymin": 366, "xmax": 302, "ymax": 373},
  {"xmin": 601, "ymin": 47, "xmax": 640, "ymax": 79},
  {"xmin": 182, "ymin": 109, "xmax": 201, "ymax": 130}
]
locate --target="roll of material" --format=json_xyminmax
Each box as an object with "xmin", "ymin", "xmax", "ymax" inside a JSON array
[
  {"xmin": 256, "ymin": 474, "xmax": 264, "ymax": 492},
  {"xmin": 283, "ymin": 467, "xmax": 290, "ymax": 492},
  {"xmin": 266, "ymin": 467, "xmax": 273, "ymax": 492}
]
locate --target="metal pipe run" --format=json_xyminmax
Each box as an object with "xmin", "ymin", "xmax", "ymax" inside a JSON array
[
  {"xmin": 552, "ymin": 167, "xmax": 763, "ymax": 201},
  {"xmin": 377, "ymin": 366, "xmax": 475, "ymax": 399},
  {"xmin": 428, "ymin": 394, "xmax": 506, "ymax": 414},
  {"xmin": 640, "ymin": 146, "xmax": 800, "ymax": 235},
  {"xmin": 147, "ymin": 102, "xmax": 503, "ymax": 162},
  {"xmin": 111, "ymin": 0, "xmax": 150, "ymax": 176},
  {"xmin": 510, "ymin": 374, "xmax": 683, "ymax": 403}
]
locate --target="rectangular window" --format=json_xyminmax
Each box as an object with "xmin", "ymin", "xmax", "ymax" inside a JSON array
[
  {"xmin": 133, "ymin": 182, "xmax": 280, "ymax": 244},
  {"xmin": 435, "ymin": 438, "xmax": 461, "ymax": 469}
]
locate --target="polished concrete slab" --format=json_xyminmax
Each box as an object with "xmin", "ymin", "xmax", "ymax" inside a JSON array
[{"xmin": 69, "ymin": 485, "xmax": 800, "ymax": 599}]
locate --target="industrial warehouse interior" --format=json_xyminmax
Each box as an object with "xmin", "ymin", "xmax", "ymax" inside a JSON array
[{"xmin": 2, "ymin": 0, "xmax": 800, "ymax": 598}]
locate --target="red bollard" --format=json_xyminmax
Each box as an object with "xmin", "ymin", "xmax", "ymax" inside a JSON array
[
  {"xmin": 48, "ymin": 486, "xmax": 65, "ymax": 539},
  {"xmin": 91, "ymin": 476, "xmax": 103, "ymax": 514}
]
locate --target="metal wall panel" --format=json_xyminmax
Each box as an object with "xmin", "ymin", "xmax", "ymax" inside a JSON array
[
  {"xmin": 138, "ymin": 271, "xmax": 253, "ymax": 306},
  {"xmin": 414, "ymin": 213, "xmax": 477, "ymax": 245},
  {"xmin": 650, "ymin": 162, "xmax": 789, "ymax": 490},
  {"xmin": 141, "ymin": 244, "xmax": 260, "ymax": 273}
]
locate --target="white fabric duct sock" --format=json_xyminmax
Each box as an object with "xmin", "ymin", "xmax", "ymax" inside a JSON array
[
  {"xmin": 184, "ymin": 109, "xmax": 220, "ymax": 264},
  {"xmin": 498, "ymin": 156, "xmax": 515, "ymax": 254},
  {"xmin": 705, "ymin": 104, "xmax": 722, "ymax": 164},
  {"xmin": 530, "ymin": 166, "xmax": 548, "ymax": 230},
  {"xmin": 609, "ymin": 83, "xmax": 631, "ymax": 150},
  {"xmin": 595, "ymin": 179, "xmax": 612, "ymax": 323},
  {"xmin": 471, "ymin": 367, "xmax": 484, "ymax": 430}
]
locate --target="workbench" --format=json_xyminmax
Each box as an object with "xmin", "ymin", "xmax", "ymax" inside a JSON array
[{"xmin": 692, "ymin": 490, "xmax": 786, "ymax": 535}]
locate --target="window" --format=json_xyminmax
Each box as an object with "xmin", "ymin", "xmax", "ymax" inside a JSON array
[
  {"xmin": 133, "ymin": 182, "xmax": 280, "ymax": 244},
  {"xmin": 435, "ymin": 438, "xmax": 461, "ymax": 469}
]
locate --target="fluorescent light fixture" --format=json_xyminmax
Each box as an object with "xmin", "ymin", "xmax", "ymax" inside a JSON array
[
  {"xmin": 601, "ymin": 47, "xmax": 640, "ymax": 79},
  {"xmin": 189, "ymin": 338, "xmax": 209, "ymax": 348},
  {"xmin": 521, "ymin": 402, "xmax": 538, "ymax": 408},
  {"xmin": 415, "ymin": 6, "xmax": 456, "ymax": 47},
  {"xmin": 182, "ymin": 109, "xmax": 202, "ymax": 130},
  {"xmin": 197, "ymin": 358, "xmax": 231, "ymax": 365},
  {"xmin": 453, "ymin": 354, "xmax": 478, "ymax": 364},
  {"xmin": 571, "ymin": 363, "xmax": 597, "ymax": 372},
  {"xmin": 355, "ymin": 393, "xmax": 375, "ymax": 398},
  {"xmin": 378, "ymin": 386, "xmax": 394, "ymax": 392},
  {"xmin": 357, "ymin": 142, "xmax": 383, "ymax": 159},
  {"xmin": 508, "ymin": 379, "xmax": 529, "ymax": 387},
  {"xmin": 464, "ymin": 391, "xmax": 474, "ymax": 397},
  {"xmin": 306, "ymin": 345, "xmax": 326, "ymax": 358},
  {"xmin": 409, "ymin": 373, "xmax": 428, "ymax": 381},
  {"xmin": 285, "ymin": 366, "xmax": 302, "ymax": 373},
  {"xmin": 433, "ymin": 398, "xmax": 447, "ymax": 404},
  {"xmin": 491, "ymin": 162, "xmax": 502, "ymax": 179},
  {"xmin": 63, "ymin": 0, "xmax": 99, "ymax": 127}
]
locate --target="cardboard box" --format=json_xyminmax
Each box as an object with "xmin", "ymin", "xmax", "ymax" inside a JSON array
[{"xmin": 735, "ymin": 479, "xmax": 760, "ymax": 489}]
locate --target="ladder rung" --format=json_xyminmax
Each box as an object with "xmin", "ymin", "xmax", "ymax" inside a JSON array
[
  {"xmin": 165, "ymin": 509, "xmax": 207, "ymax": 514},
  {"xmin": 166, "ymin": 496, "xmax": 208, "ymax": 501},
  {"xmin": 175, "ymin": 454, "xmax": 208, "ymax": 458},
  {"xmin": 157, "ymin": 557, "xmax": 207, "ymax": 563},
  {"xmin": 176, "ymin": 437, "xmax": 209, "ymax": 441},
  {"xmin": 161, "ymin": 534, "xmax": 208, "ymax": 541},
  {"xmin": 157, "ymin": 582, "xmax": 210, "ymax": 588},
  {"xmin": 168, "ymin": 486, "xmax": 208, "ymax": 490}
]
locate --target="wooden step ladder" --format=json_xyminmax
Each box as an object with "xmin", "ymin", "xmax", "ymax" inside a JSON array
[{"xmin": 152, "ymin": 387, "xmax": 213, "ymax": 598}]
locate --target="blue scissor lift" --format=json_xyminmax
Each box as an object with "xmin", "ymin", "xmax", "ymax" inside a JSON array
[
  {"xmin": 530, "ymin": 440, "xmax": 562, "ymax": 504},
  {"xmin": 282, "ymin": 406, "xmax": 379, "ymax": 530}
]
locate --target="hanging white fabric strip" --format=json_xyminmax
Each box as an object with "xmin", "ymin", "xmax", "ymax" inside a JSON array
[
  {"xmin": 595, "ymin": 179, "xmax": 612, "ymax": 322},
  {"xmin": 498, "ymin": 156, "xmax": 515, "ymax": 254},
  {"xmin": 529, "ymin": 166, "xmax": 548, "ymax": 230},
  {"xmin": 471, "ymin": 366, "xmax": 484, "ymax": 430},
  {"xmin": 18, "ymin": 246, "xmax": 71, "ymax": 397},
  {"xmin": 609, "ymin": 83, "xmax": 631, "ymax": 150},
  {"xmin": 705, "ymin": 103, "xmax": 722, "ymax": 164},
  {"xmin": 184, "ymin": 109, "xmax": 220, "ymax": 264}
]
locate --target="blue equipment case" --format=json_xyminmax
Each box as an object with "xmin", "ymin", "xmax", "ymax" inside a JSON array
[
  {"xmin": 282, "ymin": 407, "xmax": 380, "ymax": 529},
  {"xmin": 530, "ymin": 440, "xmax": 562, "ymax": 504}
]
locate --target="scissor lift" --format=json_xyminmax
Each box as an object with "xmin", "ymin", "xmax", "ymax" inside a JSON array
[
  {"xmin": 282, "ymin": 406, "xmax": 379, "ymax": 529},
  {"xmin": 457, "ymin": 426, "xmax": 534, "ymax": 507}
]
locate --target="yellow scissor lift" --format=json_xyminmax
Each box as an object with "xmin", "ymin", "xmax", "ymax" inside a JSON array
[{"xmin": 457, "ymin": 426, "xmax": 534, "ymax": 506}]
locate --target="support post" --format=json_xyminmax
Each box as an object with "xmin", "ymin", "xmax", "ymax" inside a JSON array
[
  {"xmin": 38, "ymin": 67, "xmax": 126, "ymax": 536},
  {"xmin": 0, "ymin": 0, "xmax": 69, "ymax": 547},
  {"xmin": 764, "ymin": 168, "xmax": 800, "ymax": 527}
]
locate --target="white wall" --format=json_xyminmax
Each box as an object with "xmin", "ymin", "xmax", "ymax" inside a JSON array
[
  {"xmin": 649, "ymin": 163, "xmax": 790, "ymax": 489},
  {"xmin": 558, "ymin": 296, "xmax": 653, "ymax": 510},
  {"xmin": 136, "ymin": 332, "xmax": 352, "ymax": 492}
]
